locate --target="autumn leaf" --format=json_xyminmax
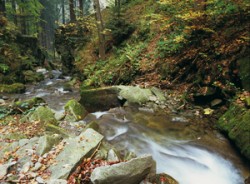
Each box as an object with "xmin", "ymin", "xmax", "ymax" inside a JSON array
[{"xmin": 204, "ymin": 108, "xmax": 214, "ymax": 115}]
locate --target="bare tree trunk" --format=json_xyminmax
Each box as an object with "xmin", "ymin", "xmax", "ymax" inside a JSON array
[
  {"xmin": 93, "ymin": 0, "xmax": 105, "ymax": 59},
  {"xmin": 69, "ymin": 0, "xmax": 76, "ymax": 22},
  {"xmin": 62, "ymin": 0, "xmax": 65, "ymax": 23},
  {"xmin": 79, "ymin": 0, "xmax": 83, "ymax": 16}
]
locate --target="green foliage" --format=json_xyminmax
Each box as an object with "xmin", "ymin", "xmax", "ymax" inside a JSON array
[
  {"xmin": 5, "ymin": 0, "xmax": 44, "ymax": 35},
  {"xmin": 157, "ymin": 26, "xmax": 190, "ymax": 57},
  {"xmin": 106, "ymin": 17, "xmax": 135, "ymax": 46},
  {"xmin": 0, "ymin": 16, "xmax": 45, "ymax": 85},
  {"xmin": 0, "ymin": 64, "xmax": 10, "ymax": 74},
  {"xmin": 82, "ymin": 42, "xmax": 147, "ymax": 88},
  {"xmin": 206, "ymin": 0, "xmax": 239, "ymax": 16}
]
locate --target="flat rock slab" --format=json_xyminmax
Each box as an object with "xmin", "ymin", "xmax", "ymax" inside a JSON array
[
  {"xmin": 48, "ymin": 128, "xmax": 103, "ymax": 179},
  {"xmin": 90, "ymin": 154, "xmax": 155, "ymax": 184}
]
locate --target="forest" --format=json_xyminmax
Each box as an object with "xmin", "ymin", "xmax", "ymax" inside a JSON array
[{"xmin": 0, "ymin": 0, "xmax": 250, "ymax": 184}]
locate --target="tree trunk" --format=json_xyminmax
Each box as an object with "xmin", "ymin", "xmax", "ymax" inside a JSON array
[
  {"xmin": 69, "ymin": 0, "xmax": 76, "ymax": 22},
  {"xmin": 11, "ymin": 0, "xmax": 17, "ymax": 24},
  {"xmin": 79, "ymin": 0, "xmax": 83, "ymax": 16},
  {"xmin": 93, "ymin": 0, "xmax": 105, "ymax": 59},
  {"xmin": 62, "ymin": 0, "xmax": 65, "ymax": 23},
  {"xmin": 0, "ymin": 0, "xmax": 6, "ymax": 16}
]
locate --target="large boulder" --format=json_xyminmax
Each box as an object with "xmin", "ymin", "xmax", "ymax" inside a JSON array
[
  {"xmin": 79, "ymin": 87, "xmax": 121, "ymax": 112},
  {"xmin": 90, "ymin": 154, "xmax": 155, "ymax": 184},
  {"xmin": 80, "ymin": 86, "xmax": 166, "ymax": 112},
  {"xmin": 48, "ymin": 128, "xmax": 103, "ymax": 179},
  {"xmin": 217, "ymin": 104, "xmax": 250, "ymax": 160}
]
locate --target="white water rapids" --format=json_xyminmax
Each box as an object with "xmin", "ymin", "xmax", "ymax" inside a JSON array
[{"xmin": 92, "ymin": 111, "xmax": 245, "ymax": 184}]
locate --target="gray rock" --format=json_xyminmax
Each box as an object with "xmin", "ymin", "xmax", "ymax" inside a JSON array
[
  {"xmin": 0, "ymin": 161, "xmax": 17, "ymax": 179},
  {"xmin": 29, "ymin": 106, "xmax": 58, "ymax": 125},
  {"xmin": 90, "ymin": 154, "xmax": 155, "ymax": 184},
  {"xmin": 54, "ymin": 111, "xmax": 66, "ymax": 121},
  {"xmin": 0, "ymin": 99, "xmax": 5, "ymax": 104},
  {"xmin": 107, "ymin": 149, "xmax": 120, "ymax": 162},
  {"xmin": 36, "ymin": 134, "xmax": 62, "ymax": 156},
  {"xmin": 118, "ymin": 86, "xmax": 153, "ymax": 105},
  {"xmin": 48, "ymin": 128, "xmax": 103, "ymax": 179},
  {"xmin": 45, "ymin": 124, "xmax": 69, "ymax": 138},
  {"xmin": 1, "ymin": 95, "xmax": 9, "ymax": 100},
  {"xmin": 20, "ymin": 162, "xmax": 33, "ymax": 173},
  {"xmin": 151, "ymin": 87, "xmax": 166, "ymax": 102},
  {"xmin": 80, "ymin": 86, "xmax": 167, "ymax": 112},
  {"xmin": 16, "ymin": 137, "xmax": 40, "ymax": 165}
]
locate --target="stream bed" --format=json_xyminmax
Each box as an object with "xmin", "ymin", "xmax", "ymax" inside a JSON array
[{"xmin": 4, "ymin": 70, "xmax": 249, "ymax": 184}]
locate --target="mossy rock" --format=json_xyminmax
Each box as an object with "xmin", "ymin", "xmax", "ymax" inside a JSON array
[
  {"xmin": 0, "ymin": 83, "xmax": 25, "ymax": 93},
  {"xmin": 64, "ymin": 99, "xmax": 88, "ymax": 121},
  {"xmin": 29, "ymin": 106, "xmax": 58, "ymax": 125},
  {"xmin": 14, "ymin": 97, "xmax": 46, "ymax": 112},
  {"xmin": 217, "ymin": 104, "xmax": 250, "ymax": 160},
  {"xmin": 84, "ymin": 121, "xmax": 100, "ymax": 132},
  {"xmin": 80, "ymin": 86, "xmax": 121, "ymax": 112},
  {"xmin": 45, "ymin": 123, "xmax": 69, "ymax": 138},
  {"xmin": 22, "ymin": 70, "xmax": 44, "ymax": 83}
]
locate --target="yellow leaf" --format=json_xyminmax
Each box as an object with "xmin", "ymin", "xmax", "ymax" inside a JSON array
[{"xmin": 204, "ymin": 108, "xmax": 214, "ymax": 115}]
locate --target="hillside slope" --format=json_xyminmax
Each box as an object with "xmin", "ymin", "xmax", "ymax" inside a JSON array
[{"xmin": 55, "ymin": 0, "xmax": 250, "ymax": 104}]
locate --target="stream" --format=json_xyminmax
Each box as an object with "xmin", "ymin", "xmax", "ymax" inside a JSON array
[{"xmin": 5, "ymin": 70, "xmax": 250, "ymax": 184}]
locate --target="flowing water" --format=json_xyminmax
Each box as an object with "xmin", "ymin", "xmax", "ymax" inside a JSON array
[
  {"xmin": 90, "ymin": 108, "xmax": 249, "ymax": 184},
  {"xmin": 5, "ymin": 70, "xmax": 249, "ymax": 184}
]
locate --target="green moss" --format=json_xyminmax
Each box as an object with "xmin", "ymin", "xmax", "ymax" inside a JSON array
[
  {"xmin": 64, "ymin": 99, "xmax": 88, "ymax": 121},
  {"xmin": 30, "ymin": 106, "xmax": 58, "ymax": 125},
  {"xmin": 14, "ymin": 97, "xmax": 46, "ymax": 112},
  {"xmin": 22, "ymin": 70, "xmax": 44, "ymax": 83},
  {"xmin": 217, "ymin": 104, "xmax": 250, "ymax": 160},
  {"xmin": 0, "ymin": 83, "xmax": 25, "ymax": 93}
]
